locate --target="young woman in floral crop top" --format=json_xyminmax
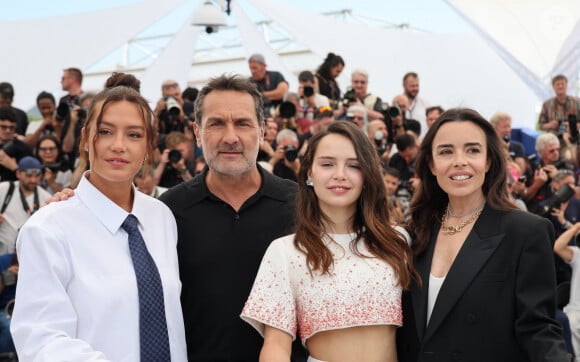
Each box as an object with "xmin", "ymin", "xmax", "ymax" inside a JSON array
[{"xmin": 241, "ymin": 121, "xmax": 417, "ymax": 361}]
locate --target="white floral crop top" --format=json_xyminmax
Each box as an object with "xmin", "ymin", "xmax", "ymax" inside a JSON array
[{"xmin": 240, "ymin": 228, "xmax": 406, "ymax": 345}]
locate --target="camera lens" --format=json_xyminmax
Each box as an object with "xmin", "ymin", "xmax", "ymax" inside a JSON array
[
  {"xmin": 303, "ymin": 86, "xmax": 314, "ymax": 97},
  {"xmin": 283, "ymin": 145, "xmax": 298, "ymax": 162},
  {"xmin": 168, "ymin": 149, "xmax": 182, "ymax": 164}
]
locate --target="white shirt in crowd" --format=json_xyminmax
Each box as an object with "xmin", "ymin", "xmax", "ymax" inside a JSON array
[
  {"xmin": 10, "ymin": 174, "xmax": 187, "ymax": 361},
  {"xmin": 0, "ymin": 181, "xmax": 52, "ymax": 255}
]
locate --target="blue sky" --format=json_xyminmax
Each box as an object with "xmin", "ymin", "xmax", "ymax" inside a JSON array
[{"xmin": 1, "ymin": 0, "xmax": 472, "ymax": 34}]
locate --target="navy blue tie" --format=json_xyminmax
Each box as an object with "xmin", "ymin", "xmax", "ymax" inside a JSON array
[{"xmin": 122, "ymin": 214, "xmax": 171, "ymax": 361}]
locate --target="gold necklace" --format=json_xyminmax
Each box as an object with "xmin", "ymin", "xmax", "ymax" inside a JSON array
[{"xmin": 441, "ymin": 205, "xmax": 484, "ymax": 235}]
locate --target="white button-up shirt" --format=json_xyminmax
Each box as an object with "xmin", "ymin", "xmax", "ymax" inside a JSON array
[{"xmin": 11, "ymin": 174, "xmax": 187, "ymax": 361}]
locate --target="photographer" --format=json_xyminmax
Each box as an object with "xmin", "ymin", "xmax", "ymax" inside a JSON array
[
  {"xmin": 297, "ymin": 70, "xmax": 330, "ymax": 111},
  {"xmin": 538, "ymin": 74, "xmax": 580, "ymax": 133},
  {"xmin": 366, "ymin": 119, "xmax": 390, "ymax": 165},
  {"xmin": 275, "ymin": 93, "xmax": 301, "ymax": 135},
  {"xmin": 526, "ymin": 133, "xmax": 570, "ymax": 214},
  {"xmin": 154, "ymin": 131, "xmax": 194, "ymax": 188},
  {"xmin": 35, "ymin": 135, "xmax": 71, "ymax": 194},
  {"xmin": 388, "ymin": 133, "xmax": 419, "ymax": 184},
  {"xmin": 154, "ymin": 80, "xmax": 185, "ymax": 135},
  {"xmin": 0, "ymin": 107, "xmax": 33, "ymax": 182},
  {"xmin": 337, "ymin": 69, "xmax": 384, "ymax": 121},
  {"xmin": 23, "ymin": 92, "xmax": 64, "ymax": 148},
  {"xmin": 540, "ymin": 170, "xmax": 580, "ymax": 289},
  {"xmin": 269, "ymin": 129, "xmax": 300, "ymax": 182}
]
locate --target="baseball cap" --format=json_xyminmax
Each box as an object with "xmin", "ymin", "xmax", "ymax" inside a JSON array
[
  {"xmin": 248, "ymin": 53, "xmax": 266, "ymax": 64},
  {"xmin": 18, "ymin": 156, "xmax": 42, "ymax": 171}
]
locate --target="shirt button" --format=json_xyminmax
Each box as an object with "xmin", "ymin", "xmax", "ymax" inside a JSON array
[{"xmin": 234, "ymin": 214, "xmax": 240, "ymax": 220}]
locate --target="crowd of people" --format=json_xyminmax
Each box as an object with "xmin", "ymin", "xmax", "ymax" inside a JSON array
[{"xmin": 0, "ymin": 51, "xmax": 578, "ymax": 360}]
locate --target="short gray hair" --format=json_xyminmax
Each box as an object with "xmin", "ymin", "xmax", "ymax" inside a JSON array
[
  {"xmin": 276, "ymin": 128, "xmax": 298, "ymax": 144},
  {"xmin": 535, "ymin": 133, "xmax": 560, "ymax": 153}
]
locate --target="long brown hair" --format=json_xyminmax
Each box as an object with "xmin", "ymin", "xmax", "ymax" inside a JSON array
[
  {"xmin": 295, "ymin": 121, "xmax": 417, "ymax": 289},
  {"xmin": 409, "ymin": 108, "xmax": 517, "ymax": 255}
]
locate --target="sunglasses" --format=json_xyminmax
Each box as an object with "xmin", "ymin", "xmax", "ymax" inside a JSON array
[
  {"xmin": 38, "ymin": 146, "xmax": 57, "ymax": 152},
  {"xmin": 21, "ymin": 169, "xmax": 42, "ymax": 177}
]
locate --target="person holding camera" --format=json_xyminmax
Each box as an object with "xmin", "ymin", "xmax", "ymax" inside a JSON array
[
  {"xmin": 388, "ymin": 133, "xmax": 419, "ymax": 184},
  {"xmin": 491, "ymin": 111, "xmax": 527, "ymax": 172},
  {"xmin": 367, "ymin": 118, "xmax": 391, "ymax": 165},
  {"xmin": 22, "ymin": 92, "xmax": 64, "ymax": 150},
  {"xmin": 314, "ymin": 53, "xmax": 344, "ymax": 108},
  {"xmin": 297, "ymin": 70, "xmax": 330, "ymax": 112},
  {"xmin": 0, "ymin": 107, "xmax": 33, "ymax": 182},
  {"xmin": 526, "ymin": 133, "xmax": 570, "ymax": 214},
  {"xmin": 35, "ymin": 135, "xmax": 72, "ymax": 195},
  {"xmin": 154, "ymin": 79, "xmax": 185, "ymax": 136},
  {"xmin": 248, "ymin": 53, "xmax": 289, "ymax": 116},
  {"xmin": 538, "ymin": 74, "xmax": 580, "ymax": 133},
  {"xmin": 0, "ymin": 157, "xmax": 51, "ymax": 356},
  {"xmin": 155, "ymin": 131, "xmax": 194, "ymax": 188},
  {"xmin": 269, "ymin": 129, "xmax": 300, "ymax": 182},
  {"xmin": 337, "ymin": 69, "xmax": 384, "ymax": 121},
  {"xmin": 539, "ymin": 170, "xmax": 580, "ymax": 283},
  {"xmin": 0, "ymin": 82, "xmax": 29, "ymax": 137},
  {"xmin": 554, "ymin": 220, "xmax": 580, "ymax": 361}
]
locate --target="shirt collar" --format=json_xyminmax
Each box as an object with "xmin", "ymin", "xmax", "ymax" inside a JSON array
[
  {"xmin": 186, "ymin": 164, "xmax": 290, "ymax": 205},
  {"xmin": 75, "ymin": 172, "xmax": 143, "ymax": 234}
]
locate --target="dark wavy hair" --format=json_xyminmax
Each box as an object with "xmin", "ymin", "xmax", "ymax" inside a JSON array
[
  {"xmin": 408, "ymin": 108, "xmax": 517, "ymax": 255},
  {"xmin": 35, "ymin": 135, "xmax": 70, "ymax": 171},
  {"xmin": 295, "ymin": 121, "xmax": 417, "ymax": 289},
  {"xmin": 316, "ymin": 53, "xmax": 345, "ymax": 80}
]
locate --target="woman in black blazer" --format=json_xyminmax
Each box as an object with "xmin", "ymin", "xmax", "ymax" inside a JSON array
[{"xmin": 397, "ymin": 108, "xmax": 569, "ymax": 361}]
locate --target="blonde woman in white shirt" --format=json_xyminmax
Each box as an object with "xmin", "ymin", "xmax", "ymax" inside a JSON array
[
  {"xmin": 10, "ymin": 73, "xmax": 187, "ymax": 361},
  {"xmin": 241, "ymin": 121, "xmax": 417, "ymax": 361}
]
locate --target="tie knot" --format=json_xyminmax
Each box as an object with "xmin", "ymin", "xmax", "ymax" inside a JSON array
[{"xmin": 122, "ymin": 214, "xmax": 139, "ymax": 234}]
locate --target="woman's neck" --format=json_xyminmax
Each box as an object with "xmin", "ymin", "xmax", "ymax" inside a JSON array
[
  {"xmin": 447, "ymin": 194, "xmax": 486, "ymax": 218},
  {"xmin": 86, "ymin": 172, "xmax": 134, "ymax": 212}
]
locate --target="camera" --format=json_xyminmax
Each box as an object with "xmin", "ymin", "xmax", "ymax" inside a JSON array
[
  {"xmin": 165, "ymin": 96, "xmax": 181, "ymax": 118},
  {"xmin": 386, "ymin": 104, "xmax": 401, "ymax": 119},
  {"xmin": 2, "ymin": 142, "xmax": 17, "ymax": 158},
  {"xmin": 76, "ymin": 108, "xmax": 87, "ymax": 124},
  {"xmin": 283, "ymin": 145, "xmax": 298, "ymax": 162},
  {"xmin": 1, "ymin": 270, "xmax": 16, "ymax": 287},
  {"xmin": 341, "ymin": 89, "xmax": 357, "ymax": 107},
  {"xmin": 303, "ymin": 86, "xmax": 314, "ymax": 98},
  {"xmin": 502, "ymin": 134, "xmax": 510, "ymax": 143},
  {"xmin": 56, "ymin": 102, "xmax": 70, "ymax": 122},
  {"xmin": 540, "ymin": 183, "xmax": 575, "ymax": 217},
  {"xmin": 168, "ymin": 149, "xmax": 182, "ymax": 164},
  {"xmin": 41, "ymin": 162, "xmax": 62, "ymax": 173},
  {"xmin": 569, "ymin": 114, "xmax": 579, "ymax": 144},
  {"xmin": 279, "ymin": 101, "xmax": 296, "ymax": 119},
  {"xmin": 373, "ymin": 130, "xmax": 387, "ymax": 156}
]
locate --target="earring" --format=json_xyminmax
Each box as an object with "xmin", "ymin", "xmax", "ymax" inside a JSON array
[{"xmin": 306, "ymin": 178, "xmax": 314, "ymax": 187}]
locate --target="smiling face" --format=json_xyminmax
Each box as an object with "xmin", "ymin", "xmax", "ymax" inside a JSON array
[
  {"xmin": 84, "ymin": 100, "xmax": 148, "ymax": 191},
  {"xmin": 309, "ymin": 133, "xmax": 364, "ymax": 219},
  {"xmin": 429, "ymin": 120, "xmax": 490, "ymax": 204},
  {"xmin": 38, "ymin": 138, "xmax": 59, "ymax": 163},
  {"xmin": 351, "ymin": 72, "xmax": 368, "ymax": 98},
  {"xmin": 194, "ymin": 90, "xmax": 263, "ymax": 177}
]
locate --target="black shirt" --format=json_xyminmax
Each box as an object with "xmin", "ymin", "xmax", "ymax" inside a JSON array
[
  {"xmin": 273, "ymin": 160, "xmax": 298, "ymax": 182},
  {"xmin": 160, "ymin": 165, "xmax": 305, "ymax": 361},
  {"xmin": 388, "ymin": 153, "xmax": 415, "ymax": 181},
  {"xmin": 0, "ymin": 139, "xmax": 33, "ymax": 181}
]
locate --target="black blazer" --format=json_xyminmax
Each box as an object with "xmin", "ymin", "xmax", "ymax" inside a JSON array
[{"xmin": 397, "ymin": 206, "xmax": 569, "ymax": 362}]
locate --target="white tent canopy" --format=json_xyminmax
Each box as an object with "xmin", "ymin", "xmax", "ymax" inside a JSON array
[{"xmin": 1, "ymin": 0, "xmax": 578, "ymax": 130}]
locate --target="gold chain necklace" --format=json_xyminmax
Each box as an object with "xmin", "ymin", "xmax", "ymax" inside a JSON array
[{"xmin": 441, "ymin": 204, "xmax": 484, "ymax": 235}]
